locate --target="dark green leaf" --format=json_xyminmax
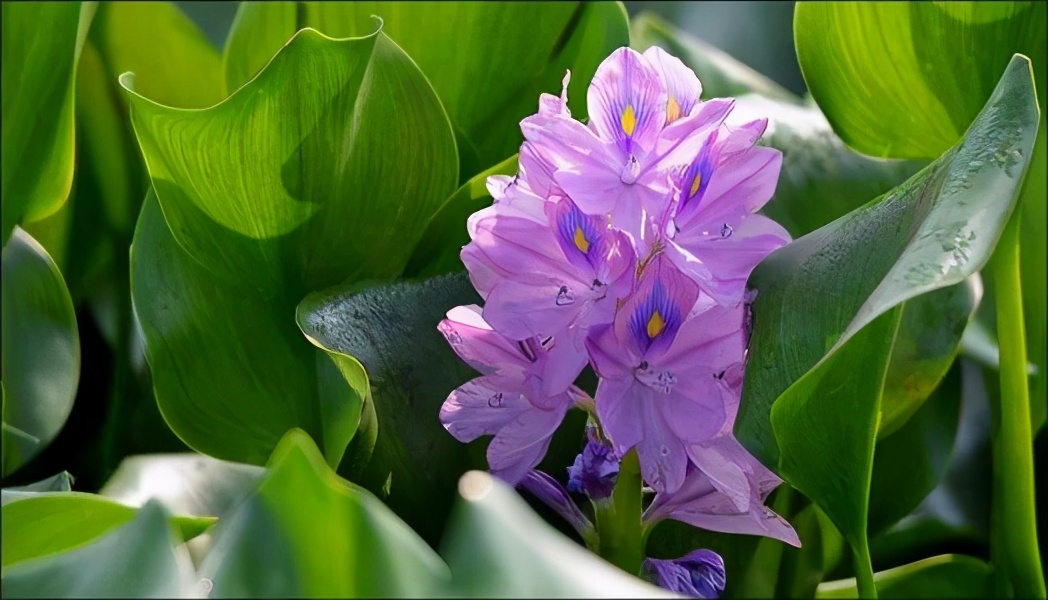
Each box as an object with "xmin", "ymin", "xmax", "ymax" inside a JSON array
[
  {"xmin": 1, "ymin": 228, "xmax": 80, "ymax": 477},
  {"xmin": 295, "ymin": 272, "xmax": 487, "ymax": 544}
]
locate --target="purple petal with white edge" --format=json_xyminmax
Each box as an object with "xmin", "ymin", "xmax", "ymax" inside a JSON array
[
  {"xmin": 644, "ymin": 464, "xmax": 800, "ymax": 547},
  {"xmin": 487, "ymin": 399, "xmax": 571, "ymax": 485},
  {"xmin": 587, "ymin": 48, "xmax": 667, "ymax": 158},
  {"xmin": 439, "ymin": 305, "xmax": 530, "ymax": 377},
  {"xmin": 439, "ymin": 375, "xmax": 531, "ymax": 443},
  {"xmin": 686, "ymin": 437, "xmax": 751, "ymax": 513},
  {"xmin": 518, "ymin": 141, "xmax": 560, "ymax": 199},
  {"xmin": 469, "ymin": 214, "xmax": 578, "ymax": 288},
  {"xmin": 518, "ymin": 470, "xmax": 594, "ymax": 541},
  {"xmin": 643, "ymin": 46, "xmax": 702, "ymax": 125},
  {"xmin": 616, "ymin": 256, "xmax": 699, "ymax": 361},
  {"xmin": 592, "ymin": 375, "xmax": 645, "ymax": 455},
  {"xmin": 643, "ymin": 549, "xmax": 726, "ymax": 599}
]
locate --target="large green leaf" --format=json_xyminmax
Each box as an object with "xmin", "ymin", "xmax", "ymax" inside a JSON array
[
  {"xmin": 816, "ymin": 554, "xmax": 995, "ymax": 599},
  {"xmin": 795, "ymin": 2, "xmax": 1045, "ymax": 161},
  {"xmin": 0, "ymin": 491, "xmax": 213, "ymax": 568},
  {"xmin": 441, "ymin": 470, "xmax": 672, "ymax": 597},
  {"xmin": 0, "ymin": 2, "xmax": 95, "ymax": 244},
  {"xmin": 629, "ymin": 11, "xmax": 797, "ymax": 103},
  {"xmin": 1, "ymin": 229, "xmax": 80, "ymax": 477},
  {"xmin": 196, "ymin": 429, "xmax": 450, "ymax": 598},
  {"xmin": 223, "ymin": 1, "xmax": 630, "ymax": 177},
  {"xmin": 734, "ymin": 56, "xmax": 1038, "ymax": 567},
  {"xmin": 126, "ymin": 24, "xmax": 458, "ymax": 467},
  {"xmin": 0, "ymin": 500, "xmax": 198, "ymax": 598},
  {"xmin": 295, "ymin": 273, "xmax": 487, "ymax": 544},
  {"xmin": 795, "ymin": 2, "xmax": 1048, "ymax": 428}
]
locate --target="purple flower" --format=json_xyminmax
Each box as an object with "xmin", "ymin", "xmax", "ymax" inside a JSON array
[
  {"xmin": 438, "ymin": 306, "xmax": 588, "ymax": 484},
  {"xmin": 520, "ymin": 48, "xmax": 733, "ymax": 246},
  {"xmin": 586, "ymin": 257, "xmax": 746, "ymax": 494},
  {"xmin": 643, "ymin": 549, "xmax": 726, "ymax": 599},
  {"xmin": 664, "ymin": 119, "xmax": 792, "ymax": 304},
  {"xmin": 566, "ymin": 428, "xmax": 620, "ymax": 501},
  {"xmin": 643, "ymin": 435, "xmax": 801, "ymax": 548},
  {"xmin": 463, "ymin": 195, "xmax": 635, "ymax": 342}
]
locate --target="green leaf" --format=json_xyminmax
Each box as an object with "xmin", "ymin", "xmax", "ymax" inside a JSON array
[
  {"xmin": 0, "ymin": 500, "xmax": 198, "ymax": 598},
  {"xmin": 126, "ymin": 24, "xmax": 458, "ymax": 467},
  {"xmin": 734, "ymin": 56, "xmax": 1038, "ymax": 568},
  {"xmin": 1, "ymin": 228, "xmax": 80, "ymax": 477},
  {"xmin": 0, "ymin": 2, "xmax": 95, "ymax": 244},
  {"xmin": 794, "ymin": 1, "xmax": 1045, "ymax": 160},
  {"xmin": 99, "ymin": 454, "xmax": 264, "ymax": 518},
  {"xmin": 629, "ymin": 11, "xmax": 798, "ymax": 102},
  {"xmin": 195, "ymin": 429, "xmax": 450, "ymax": 597},
  {"xmin": 868, "ymin": 362, "xmax": 963, "ymax": 535},
  {"xmin": 0, "ymin": 492, "xmax": 213, "ymax": 568},
  {"xmin": 403, "ymin": 154, "xmax": 519, "ymax": 278},
  {"xmin": 441, "ymin": 470, "xmax": 672, "ymax": 597},
  {"xmin": 223, "ymin": 1, "xmax": 630, "ymax": 177},
  {"xmin": 816, "ymin": 554, "xmax": 995, "ymax": 599},
  {"xmin": 295, "ymin": 272, "xmax": 487, "ymax": 544}
]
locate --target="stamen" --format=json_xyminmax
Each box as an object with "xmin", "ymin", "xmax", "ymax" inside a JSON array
[
  {"xmin": 666, "ymin": 96, "xmax": 681, "ymax": 124},
  {"xmin": 621, "ymin": 105, "xmax": 637, "ymax": 137},
  {"xmin": 647, "ymin": 310, "xmax": 666, "ymax": 338},
  {"xmin": 574, "ymin": 226, "xmax": 590, "ymax": 253}
]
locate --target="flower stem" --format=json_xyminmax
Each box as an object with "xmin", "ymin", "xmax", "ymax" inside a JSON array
[
  {"xmin": 990, "ymin": 211, "xmax": 1046, "ymax": 598},
  {"xmin": 852, "ymin": 534, "xmax": 878, "ymax": 599},
  {"xmin": 594, "ymin": 448, "xmax": 644, "ymax": 575}
]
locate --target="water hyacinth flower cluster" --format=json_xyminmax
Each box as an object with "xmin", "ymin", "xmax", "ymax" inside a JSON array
[{"xmin": 439, "ymin": 46, "xmax": 800, "ymax": 594}]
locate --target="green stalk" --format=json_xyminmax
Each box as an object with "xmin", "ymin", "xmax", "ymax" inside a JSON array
[
  {"xmin": 853, "ymin": 534, "xmax": 878, "ymax": 599},
  {"xmin": 594, "ymin": 448, "xmax": 644, "ymax": 575},
  {"xmin": 990, "ymin": 211, "xmax": 1046, "ymax": 598}
]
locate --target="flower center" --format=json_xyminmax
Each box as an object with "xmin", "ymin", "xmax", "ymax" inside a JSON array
[
  {"xmin": 666, "ymin": 96, "xmax": 682, "ymax": 124},
  {"xmin": 621, "ymin": 105, "xmax": 637, "ymax": 137},
  {"xmin": 646, "ymin": 310, "xmax": 666, "ymax": 338}
]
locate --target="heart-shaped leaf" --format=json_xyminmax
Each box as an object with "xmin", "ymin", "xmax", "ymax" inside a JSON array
[
  {"xmin": 125, "ymin": 23, "xmax": 458, "ymax": 467},
  {"xmin": 735, "ymin": 55, "xmax": 1038, "ymax": 569},
  {"xmin": 223, "ymin": 1, "xmax": 629, "ymax": 178},
  {"xmin": 1, "ymin": 228, "xmax": 80, "ymax": 477}
]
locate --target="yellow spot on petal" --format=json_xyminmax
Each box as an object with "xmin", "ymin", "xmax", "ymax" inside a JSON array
[
  {"xmin": 621, "ymin": 105, "xmax": 637, "ymax": 137},
  {"xmin": 689, "ymin": 173, "xmax": 702, "ymax": 198},
  {"xmin": 647, "ymin": 311, "xmax": 666, "ymax": 338},
  {"xmin": 573, "ymin": 226, "xmax": 590, "ymax": 253},
  {"xmin": 667, "ymin": 96, "xmax": 682, "ymax": 124}
]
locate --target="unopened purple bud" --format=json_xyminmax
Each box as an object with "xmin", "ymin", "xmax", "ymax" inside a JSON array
[
  {"xmin": 643, "ymin": 549, "xmax": 726, "ymax": 599},
  {"xmin": 566, "ymin": 430, "xmax": 620, "ymax": 500}
]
